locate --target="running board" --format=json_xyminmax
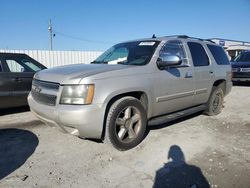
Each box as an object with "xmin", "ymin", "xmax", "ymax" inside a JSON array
[{"xmin": 148, "ymin": 104, "xmax": 207, "ymax": 126}]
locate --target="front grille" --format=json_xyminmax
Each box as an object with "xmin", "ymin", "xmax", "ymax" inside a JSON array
[
  {"xmin": 233, "ymin": 72, "xmax": 250, "ymax": 78},
  {"xmin": 31, "ymin": 90, "xmax": 57, "ymax": 106},
  {"xmin": 31, "ymin": 79, "xmax": 59, "ymax": 106}
]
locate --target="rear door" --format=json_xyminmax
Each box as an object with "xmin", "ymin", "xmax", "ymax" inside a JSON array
[{"xmin": 187, "ymin": 42, "xmax": 213, "ymax": 105}]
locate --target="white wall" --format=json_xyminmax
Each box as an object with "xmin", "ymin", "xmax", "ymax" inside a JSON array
[{"xmin": 0, "ymin": 49, "xmax": 103, "ymax": 68}]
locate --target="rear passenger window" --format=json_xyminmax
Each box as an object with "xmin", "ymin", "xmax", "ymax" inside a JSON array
[
  {"xmin": 188, "ymin": 42, "xmax": 209, "ymax": 66},
  {"xmin": 207, "ymin": 44, "xmax": 229, "ymax": 65},
  {"xmin": 6, "ymin": 59, "xmax": 26, "ymax": 72}
]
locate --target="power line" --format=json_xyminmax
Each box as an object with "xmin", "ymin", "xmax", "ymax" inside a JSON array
[{"xmin": 53, "ymin": 31, "xmax": 115, "ymax": 45}]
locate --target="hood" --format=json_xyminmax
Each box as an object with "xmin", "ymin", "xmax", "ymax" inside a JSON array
[
  {"xmin": 231, "ymin": 61, "xmax": 250, "ymax": 68},
  {"xmin": 34, "ymin": 63, "xmax": 131, "ymax": 84}
]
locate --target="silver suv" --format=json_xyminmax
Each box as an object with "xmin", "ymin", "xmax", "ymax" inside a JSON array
[{"xmin": 28, "ymin": 35, "xmax": 232, "ymax": 150}]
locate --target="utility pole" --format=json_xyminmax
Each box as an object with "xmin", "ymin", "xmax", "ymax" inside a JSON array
[{"xmin": 48, "ymin": 19, "xmax": 53, "ymax": 50}]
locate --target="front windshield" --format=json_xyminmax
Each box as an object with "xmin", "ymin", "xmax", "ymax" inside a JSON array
[
  {"xmin": 233, "ymin": 52, "xmax": 250, "ymax": 62},
  {"xmin": 92, "ymin": 41, "xmax": 159, "ymax": 65}
]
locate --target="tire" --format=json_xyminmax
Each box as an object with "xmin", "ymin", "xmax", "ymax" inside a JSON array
[
  {"xmin": 104, "ymin": 96, "xmax": 147, "ymax": 151},
  {"xmin": 204, "ymin": 87, "xmax": 224, "ymax": 116}
]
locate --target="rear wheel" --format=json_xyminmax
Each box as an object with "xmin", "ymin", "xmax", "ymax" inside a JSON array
[
  {"xmin": 105, "ymin": 96, "xmax": 147, "ymax": 151},
  {"xmin": 205, "ymin": 87, "xmax": 224, "ymax": 116}
]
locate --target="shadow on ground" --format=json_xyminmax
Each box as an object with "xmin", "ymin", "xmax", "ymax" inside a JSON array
[
  {"xmin": 153, "ymin": 145, "xmax": 210, "ymax": 188},
  {"xmin": 0, "ymin": 128, "xmax": 39, "ymax": 180},
  {"xmin": 0, "ymin": 106, "xmax": 30, "ymax": 116}
]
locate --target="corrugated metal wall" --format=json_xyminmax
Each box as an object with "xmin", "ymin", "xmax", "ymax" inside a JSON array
[{"xmin": 0, "ymin": 49, "xmax": 102, "ymax": 68}]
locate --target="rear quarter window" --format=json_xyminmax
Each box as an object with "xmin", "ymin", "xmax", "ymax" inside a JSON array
[{"xmin": 207, "ymin": 44, "xmax": 229, "ymax": 65}]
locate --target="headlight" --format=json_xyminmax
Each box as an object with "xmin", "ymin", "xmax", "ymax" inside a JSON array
[{"xmin": 60, "ymin": 84, "xmax": 95, "ymax": 105}]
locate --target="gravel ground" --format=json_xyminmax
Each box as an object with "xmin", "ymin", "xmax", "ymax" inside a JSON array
[{"xmin": 0, "ymin": 85, "xmax": 250, "ymax": 188}]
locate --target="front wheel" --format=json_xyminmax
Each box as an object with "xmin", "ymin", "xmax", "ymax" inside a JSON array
[
  {"xmin": 105, "ymin": 97, "xmax": 147, "ymax": 151},
  {"xmin": 204, "ymin": 87, "xmax": 224, "ymax": 116}
]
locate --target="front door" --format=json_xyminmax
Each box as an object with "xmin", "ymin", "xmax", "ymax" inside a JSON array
[
  {"xmin": 153, "ymin": 40, "xmax": 195, "ymax": 116},
  {"xmin": 0, "ymin": 60, "xmax": 22, "ymax": 108},
  {"xmin": 0, "ymin": 54, "xmax": 41, "ymax": 108}
]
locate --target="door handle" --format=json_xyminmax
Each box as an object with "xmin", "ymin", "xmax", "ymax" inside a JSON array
[
  {"xmin": 209, "ymin": 71, "xmax": 214, "ymax": 75},
  {"xmin": 12, "ymin": 77, "xmax": 22, "ymax": 82},
  {"xmin": 185, "ymin": 72, "xmax": 193, "ymax": 78}
]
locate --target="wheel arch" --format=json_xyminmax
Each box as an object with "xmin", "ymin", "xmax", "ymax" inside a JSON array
[
  {"xmin": 213, "ymin": 79, "xmax": 226, "ymax": 94},
  {"xmin": 101, "ymin": 90, "xmax": 150, "ymax": 140}
]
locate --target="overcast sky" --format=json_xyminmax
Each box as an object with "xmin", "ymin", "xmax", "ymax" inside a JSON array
[{"xmin": 0, "ymin": 0, "xmax": 249, "ymax": 51}]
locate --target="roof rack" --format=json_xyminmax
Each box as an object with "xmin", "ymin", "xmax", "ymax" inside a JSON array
[
  {"xmin": 176, "ymin": 35, "xmax": 215, "ymax": 43},
  {"xmin": 162, "ymin": 35, "xmax": 215, "ymax": 44}
]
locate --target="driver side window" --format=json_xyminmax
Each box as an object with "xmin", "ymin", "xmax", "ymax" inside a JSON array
[{"xmin": 160, "ymin": 40, "xmax": 188, "ymax": 65}]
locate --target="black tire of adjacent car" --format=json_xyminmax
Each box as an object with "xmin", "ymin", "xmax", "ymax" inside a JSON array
[
  {"xmin": 205, "ymin": 86, "xmax": 224, "ymax": 116},
  {"xmin": 104, "ymin": 96, "xmax": 147, "ymax": 151}
]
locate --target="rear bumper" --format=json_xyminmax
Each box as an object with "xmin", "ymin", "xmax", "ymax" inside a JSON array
[{"xmin": 28, "ymin": 93, "xmax": 106, "ymax": 139}]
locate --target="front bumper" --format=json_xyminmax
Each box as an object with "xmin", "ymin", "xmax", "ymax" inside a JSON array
[
  {"xmin": 232, "ymin": 77, "xmax": 250, "ymax": 82},
  {"xmin": 232, "ymin": 71, "xmax": 250, "ymax": 82},
  {"xmin": 28, "ymin": 93, "xmax": 106, "ymax": 139}
]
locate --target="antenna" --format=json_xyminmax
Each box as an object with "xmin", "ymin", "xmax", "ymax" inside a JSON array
[{"xmin": 48, "ymin": 19, "xmax": 53, "ymax": 50}]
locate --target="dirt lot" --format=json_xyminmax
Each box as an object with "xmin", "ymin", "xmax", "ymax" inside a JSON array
[{"xmin": 0, "ymin": 85, "xmax": 250, "ymax": 188}]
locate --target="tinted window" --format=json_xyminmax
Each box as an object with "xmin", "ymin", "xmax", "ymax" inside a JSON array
[
  {"xmin": 207, "ymin": 44, "xmax": 229, "ymax": 65},
  {"xmin": 234, "ymin": 52, "xmax": 250, "ymax": 62},
  {"xmin": 188, "ymin": 42, "xmax": 209, "ymax": 66}
]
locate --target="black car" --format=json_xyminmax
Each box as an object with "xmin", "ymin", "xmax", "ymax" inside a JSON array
[
  {"xmin": 0, "ymin": 53, "xmax": 46, "ymax": 109},
  {"xmin": 231, "ymin": 50, "xmax": 250, "ymax": 82}
]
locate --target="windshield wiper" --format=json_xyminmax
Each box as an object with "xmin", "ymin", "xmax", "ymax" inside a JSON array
[
  {"xmin": 90, "ymin": 61, "xmax": 99, "ymax": 64},
  {"xmin": 91, "ymin": 61, "xmax": 108, "ymax": 64},
  {"xmin": 117, "ymin": 61, "xmax": 129, "ymax": 65}
]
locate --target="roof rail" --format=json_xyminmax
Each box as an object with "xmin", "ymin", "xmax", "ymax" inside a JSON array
[
  {"xmin": 205, "ymin": 39, "xmax": 216, "ymax": 44},
  {"xmin": 163, "ymin": 35, "xmax": 215, "ymax": 43},
  {"xmin": 178, "ymin": 35, "xmax": 215, "ymax": 43}
]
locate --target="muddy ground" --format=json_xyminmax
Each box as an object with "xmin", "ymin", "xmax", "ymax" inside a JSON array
[{"xmin": 0, "ymin": 85, "xmax": 250, "ymax": 188}]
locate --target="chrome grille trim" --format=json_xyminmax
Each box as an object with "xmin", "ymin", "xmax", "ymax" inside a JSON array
[
  {"xmin": 31, "ymin": 90, "xmax": 57, "ymax": 106},
  {"xmin": 32, "ymin": 79, "xmax": 60, "ymax": 91},
  {"xmin": 31, "ymin": 79, "xmax": 60, "ymax": 106}
]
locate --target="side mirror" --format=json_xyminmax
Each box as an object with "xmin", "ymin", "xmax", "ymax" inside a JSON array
[{"xmin": 157, "ymin": 55, "xmax": 182, "ymax": 70}]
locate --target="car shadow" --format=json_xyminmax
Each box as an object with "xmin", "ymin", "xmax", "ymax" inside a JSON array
[
  {"xmin": 153, "ymin": 145, "xmax": 210, "ymax": 188},
  {"xmin": 0, "ymin": 128, "xmax": 39, "ymax": 180},
  {"xmin": 0, "ymin": 106, "xmax": 30, "ymax": 116}
]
